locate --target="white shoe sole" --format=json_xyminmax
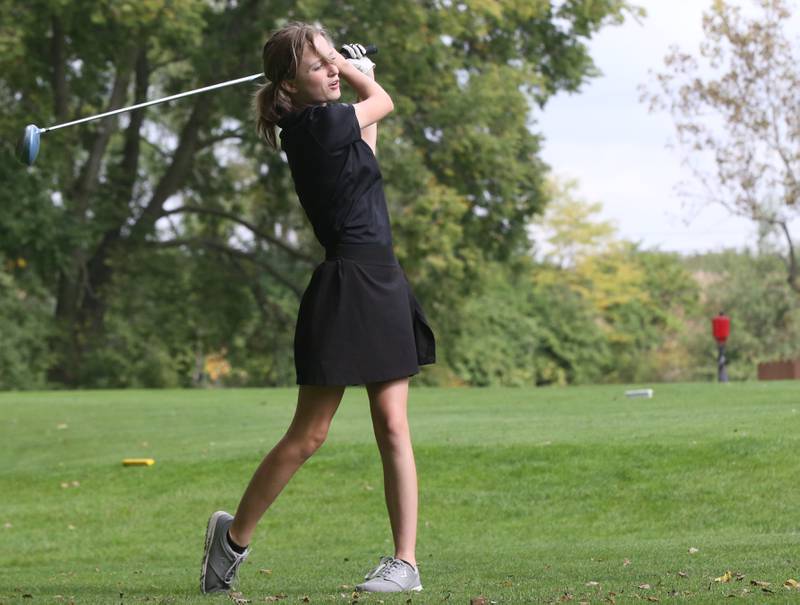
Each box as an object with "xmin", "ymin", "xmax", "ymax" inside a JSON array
[{"xmin": 355, "ymin": 584, "xmax": 423, "ymax": 592}]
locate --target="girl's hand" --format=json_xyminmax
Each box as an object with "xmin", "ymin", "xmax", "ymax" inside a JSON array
[
  {"xmin": 338, "ymin": 43, "xmax": 375, "ymax": 76},
  {"xmin": 348, "ymin": 57, "xmax": 375, "ymax": 77}
]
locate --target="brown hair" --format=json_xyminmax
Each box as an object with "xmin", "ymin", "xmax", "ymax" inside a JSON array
[{"xmin": 253, "ymin": 22, "xmax": 333, "ymax": 150}]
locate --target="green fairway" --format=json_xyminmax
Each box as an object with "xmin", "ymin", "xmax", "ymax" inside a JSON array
[{"xmin": 2, "ymin": 382, "xmax": 800, "ymax": 604}]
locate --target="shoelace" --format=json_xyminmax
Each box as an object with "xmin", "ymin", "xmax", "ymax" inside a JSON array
[
  {"xmin": 223, "ymin": 551, "xmax": 248, "ymax": 584},
  {"xmin": 364, "ymin": 556, "xmax": 394, "ymax": 580},
  {"xmin": 377, "ymin": 558, "xmax": 407, "ymax": 579}
]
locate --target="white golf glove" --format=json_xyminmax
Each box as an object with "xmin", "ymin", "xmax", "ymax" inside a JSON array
[{"xmin": 341, "ymin": 42, "xmax": 375, "ymax": 75}]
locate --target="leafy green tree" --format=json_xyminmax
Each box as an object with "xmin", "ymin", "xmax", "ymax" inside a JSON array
[
  {"xmin": 2, "ymin": 0, "xmax": 641, "ymax": 388},
  {"xmin": 445, "ymin": 255, "xmax": 609, "ymax": 386},
  {"xmin": 533, "ymin": 177, "xmax": 701, "ymax": 382},
  {"xmin": 0, "ymin": 256, "xmax": 54, "ymax": 390}
]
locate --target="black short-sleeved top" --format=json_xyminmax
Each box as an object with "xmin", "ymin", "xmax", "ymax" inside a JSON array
[{"xmin": 277, "ymin": 103, "xmax": 393, "ymax": 248}]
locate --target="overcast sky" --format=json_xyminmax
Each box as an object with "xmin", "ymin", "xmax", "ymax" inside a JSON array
[{"xmin": 534, "ymin": 0, "xmax": 800, "ymax": 255}]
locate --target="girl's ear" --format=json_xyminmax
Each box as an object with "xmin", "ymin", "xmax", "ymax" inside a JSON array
[{"xmin": 281, "ymin": 80, "xmax": 297, "ymax": 95}]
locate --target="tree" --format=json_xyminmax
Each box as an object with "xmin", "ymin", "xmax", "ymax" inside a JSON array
[
  {"xmin": 640, "ymin": 0, "xmax": 800, "ymax": 292},
  {"xmin": 533, "ymin": 177, "xmax": 700, "ymax": 382},
  {"xmin": 2, "ymin": 0, "xmax": 641, "ymax": 387}
]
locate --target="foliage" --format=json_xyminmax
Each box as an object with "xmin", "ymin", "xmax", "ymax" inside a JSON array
[
  {"xmin": 0, "ymin": 256, "xmax": 54, "ymax": 390},
  {"xmin": 1, "ymin": 0, "xmax": 641, "ymax": 388},
  {"xmin": 445, "ymin": 256, "xmax": 609, "ymax": 386},
  {"xmin": 533, "ymin": 178, "xmax": 701, "ymax": 383}
]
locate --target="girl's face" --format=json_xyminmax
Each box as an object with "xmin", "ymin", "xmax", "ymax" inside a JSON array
[{"xmin": 283, "ymin": 34, "xmax": 341, "ymax": 107}]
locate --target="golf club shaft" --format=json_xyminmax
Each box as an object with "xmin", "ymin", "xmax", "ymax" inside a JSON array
[{"xmin": 40, "ymin": 73, "xmax": 264, "ymax": 134}]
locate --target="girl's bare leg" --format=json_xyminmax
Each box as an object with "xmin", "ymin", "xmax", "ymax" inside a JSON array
[
  {"xmin": 228, "ymin": 384, "xmax": 345, "ymax": 546},
  {"xmin": 366, "ymin": 377, "xmax": 417, "ymax": 566}
]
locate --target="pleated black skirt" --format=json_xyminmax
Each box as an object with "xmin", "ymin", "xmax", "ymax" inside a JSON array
[{"xmin": 294, "ymin": 242, "xmax": 436, "ymax": 386}]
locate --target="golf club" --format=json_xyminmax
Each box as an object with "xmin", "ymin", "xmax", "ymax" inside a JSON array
[{"xmin": 16, "ymin": 44, "xmax": 377, "ymax": 166}]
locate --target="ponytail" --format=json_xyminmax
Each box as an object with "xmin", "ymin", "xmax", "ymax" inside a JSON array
[{"xmin": 253, "ymin": 80, "xmax": 293, "ymax": 150}]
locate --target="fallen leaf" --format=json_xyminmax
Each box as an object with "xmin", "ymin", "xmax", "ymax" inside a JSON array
[
  {"xmin": 3, "ymin": 522, "xmax": 11, "ymax": 529},
  {"xmin": 715, "ymin": 571, "xmax": 733, "ymax": 583},
  {"xmin": 228, "ymin": 592, "xmax": 250, "ymax": 604},
  {"xmin": 71, "ymin": 481, "xmax": 80, "ymax": 487},
  {"xmin": 750, "ymin": 580, "xmax": 770, "ymax": 588},
  {"xmin": 638, "ymin": 584, "xmax": 651, "ymax": 589},
  {"xmin": 470, "ymin": 598, "xmax": 488, "ymax": 605},
  {"xmin": 678, "ymin": 572, "xmax": 688, "ymax": 578},
  {"xmin": 784, "ymin": 579, "xmax": 799, "ymax": 589},
  {"xmin": 559, "ymin": 593, "xmax": 574, "ymax": 602},
  {"xmin": 259, "ymin": 569, "xmax": 272, "ymax": 575},
  {"xmin": 301, "ymin": 597, "xmax": 310, "ymax": 603},
  {"xmin": 57, "ymin": 424, "xmax": 68, "ymax": 430},
  {"xmin": 67, "ymin": 525, "xmax": 76, "ymax": 530},
  {"xmin": 586, "ymin": 581, "xmax": 600, "ymax": 587},
  {"xmin": 501, "ymin": 579, "xmax": 513, "ymax": 587},
  {"xmin": 734, "ymin": 572, "xmax": 745, "ymax": 581},
  {"xmin": 623, "ymin": 559, "xmax": 631, "ymax": 567},
  {"xmin": 688, "ymin": 547, "xmax": 699, "ymax": 554},
  {"xmin": 646, "ymin": 597, "xmax": 659, "ymax": 602}
]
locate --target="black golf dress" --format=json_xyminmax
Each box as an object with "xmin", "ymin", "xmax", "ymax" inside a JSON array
[{"xmin": 278, "ymin": 102, "xmax": 436, "ymax": 386}]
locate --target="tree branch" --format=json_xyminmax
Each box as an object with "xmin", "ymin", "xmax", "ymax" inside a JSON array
[
  {"xmin": 148, "ymin": 237, "xmax": 303, "ymax": 298},
  {"xmin": 115, "ymin": 44, "xmax": 150, "ymax": 204},
  {"xmin": 778, "ymin": 220, "xmax": 799, "ymax": 293},
  {"xmin": 128, "ymin": 0, "xmax": 266, "ymax": 241},
  {"xmin": 69, "ymin": 44, "xmax": 140, "ymax": 215},
  {"xmin": 161, "ymin": 204, "xmax": 316, "ymax": 264},
  {"xmin": 130, "ymin": 96, "xmax": 213, "ymax": 239},
  {"xmin": 196, "ymin": 130, "xmax": 246, "ymax": 150}
]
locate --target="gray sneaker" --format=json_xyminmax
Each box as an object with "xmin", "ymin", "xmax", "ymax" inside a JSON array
[
  {"xmin": 200, "ymin": 511, "xmax": 250, "ymax": 594},
  {"xmin": 355, "ymin": 557, "xmax": 423, "ymax": 592}
]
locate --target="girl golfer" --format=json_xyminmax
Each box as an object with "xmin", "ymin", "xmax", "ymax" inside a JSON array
[{"xmin": 200, "ymin": 22, "xmax": 436, "ymax": 595}]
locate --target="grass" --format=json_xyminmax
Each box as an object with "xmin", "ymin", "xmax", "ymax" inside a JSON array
[{"xmin": 1, "ymin": 382, "xmax": 800, "ymax": 604}]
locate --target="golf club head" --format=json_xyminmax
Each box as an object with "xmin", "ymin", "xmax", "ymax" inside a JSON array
[{"xmin": 16, "ymin": 124, "xmax": 40, "ymax": 166}]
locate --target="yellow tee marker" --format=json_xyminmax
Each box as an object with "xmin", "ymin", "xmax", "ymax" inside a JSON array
[{"xmin": 122, "ymin": 458, "xmax": 155, "ymax": 466}]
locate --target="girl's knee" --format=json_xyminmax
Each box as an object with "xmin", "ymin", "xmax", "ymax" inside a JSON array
[{"xmin": 283, "ymin": 430, "xmax": 328, "ymax": 460}]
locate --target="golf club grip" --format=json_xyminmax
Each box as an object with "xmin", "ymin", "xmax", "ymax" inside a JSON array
[{"xmin": 339, "ymin": 44, "xmax": 378, "ymax": 58}]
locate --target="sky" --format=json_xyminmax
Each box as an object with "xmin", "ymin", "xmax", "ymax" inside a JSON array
[{"xmin": 533, "ymin": 0, "xmax": 800, "ymax": 255}]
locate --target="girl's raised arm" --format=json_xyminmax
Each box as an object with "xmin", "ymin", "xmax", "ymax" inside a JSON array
[{"xmin": 333, "ymin": 51, "xmax": 393, "ymax": 129}]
